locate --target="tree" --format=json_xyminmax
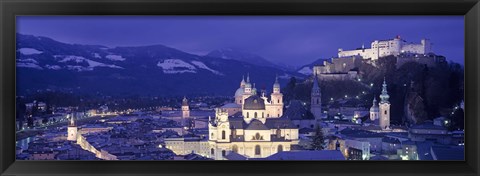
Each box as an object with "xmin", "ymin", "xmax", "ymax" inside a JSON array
[
  {"xmin": 311, "ymin": 126, "xmax": 325, "ymax": 150},
  {"xmin": 283, "ymin": 77, "xmax": 297, "ymax": 103}
]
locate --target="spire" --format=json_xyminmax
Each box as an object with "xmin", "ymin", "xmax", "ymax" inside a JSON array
[
  {"xmin": 380, "ymin": 77, "xmax": 390, "ymax": 103},
  {"xmin": 252, "ymin": 83, "xmax": 257, "ymax": 95},
  {"xmin": 372, "ymin": 96, "xmax": 378, "ymax": 107},
  {"xmin": 311, "ymin": 74, "xmax": 320, "ymax": 96},
  {"xmin": 182, "ymin": 96, "xmax": 189, "ymax": 106},
  {"xmin": 273, "ymin": 74, "xmax": 280, "ymax": 89},
  {"xmin": 246, "ymin": 73, "xmax": 250, "ymax": 83},
  {"xmin": 313, "ymin": 74, "xmax": 319, "ymax": 89},
  {"xmin": 240, "ymin": 75, "xmax": 246, "ymax": 87},
  {"xmin": 69, "ymin": 114, "xmax": 76, "ymax": 127}
]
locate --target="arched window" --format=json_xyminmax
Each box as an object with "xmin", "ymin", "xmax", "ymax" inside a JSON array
[
  {"xmin": 211, "ymin": 133, "xmax": 214, "ymax": 138},
  {"xmin": 232, "ymin": 145, "xmax": 238, "ymax": 153},
  {"xmin": 255, "ymin": 145, "xmax": 261, "ymax": 155},
  {"xmin": 277, "ymin": 145, "xmax": 283, "ymax": 152},
  {"xmin": 211, "ymin": 148, "xmax": 214, "ymax": 155},
  {"xmin": 222, "ymin": 130, "xmax": 226, "ymax": 139},
  {"xmin": 276, "ymin": 128, "xmax": 281, "ymax": 137},
  {"xmin": 254, "ymin": 112, "xmax": 257, "ymax": 118},
  {"xmin": 252, "ymin": 133, "xmax": 263, "ymax": 140},
  {"xmin": 222, "ymin": 150, "xmax": 226, "ymax": 157},
  {"xmin": 277, "ymin": 99, "xmax": 280, "ymax": 104},
  {"xmin": 262, "ymin": 112, "xmax": 264, "ymax": 118},
  {"xmin": 267, "ymin": 114, "xmax": 270, "ymax": 117},
  {"xmin": 384, "ymin": 110, "xmax": 387, "ymax": 115},
  {"xmin": 247, "ymin": 112, "xmax": 249, "ymax": 118}
]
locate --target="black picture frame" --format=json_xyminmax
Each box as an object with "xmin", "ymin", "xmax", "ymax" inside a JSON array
[{"xmin": 1, "ymin": 0, "xmax": 479, "ymax": 176}]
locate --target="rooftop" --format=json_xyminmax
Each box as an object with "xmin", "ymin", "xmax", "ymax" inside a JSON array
[{"xmin": 267, "ymin": 150, "xmax": 345, "ymax": 160}]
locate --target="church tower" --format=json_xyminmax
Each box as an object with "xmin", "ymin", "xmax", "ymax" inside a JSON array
[
  {"xmin": 379, "ymin": 78, "xmax": 391, "ymax": 130},
  {"xmin": 182, "ymin": 97, "xmax": 190, "ymax": 118},
  {"xmin": 370, "ymin": 96, "xmax": 379, "ymax": 121},
  {"xmin": 270, "ymin": 75, "xmax": 284, "ymax": 117},
  {"xmin": 311, "ymin": 75, "xmax": 322, "ymax": 119},
  {"xmin": 67, "ymin": 113, "xmax": 78, "ymax": 141}
]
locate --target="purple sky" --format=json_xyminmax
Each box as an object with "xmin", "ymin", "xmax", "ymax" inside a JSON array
[{"xmin": 17, "ymin": 16, "xmax": 464, "ymax": 67}]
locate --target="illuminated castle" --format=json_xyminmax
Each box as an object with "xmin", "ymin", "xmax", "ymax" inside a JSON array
[{"xmin": 338, "ymin": 35, "xmax": 432, "ymax": 60}]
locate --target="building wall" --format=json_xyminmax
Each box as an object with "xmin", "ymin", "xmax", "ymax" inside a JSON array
[
  {"xmin": 379, "ymin": 103, "xmax": 391, "ymax": 130},
  {"xmin": 345, "ymin": 139, "xmax": 371, "ymax": 160},
  {"xmin": 338, "ymin": 38, "xmax": 430, "ymax": 61}
]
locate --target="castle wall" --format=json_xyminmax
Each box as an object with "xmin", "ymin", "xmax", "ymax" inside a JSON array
[{"xmin": 338, "ymin": 37, "xmax": 430, "ymax": 60}]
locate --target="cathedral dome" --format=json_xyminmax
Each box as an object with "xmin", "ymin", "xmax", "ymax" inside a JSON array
[
  {"xmin": 235, "ymin": 87, "xmax": 244, "ymax": 97},
  {"xmin": 243, "ymin": 95, "xmax": 266, "ymax": 110}
]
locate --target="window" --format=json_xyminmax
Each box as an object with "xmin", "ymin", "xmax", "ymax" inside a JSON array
[
  {"xmin": 278, "ymin": 145, "xmax": 283, "ymax": 152},
  {"xmin": 277, "ymin": 99, "xmax": 280, "ymax": 104},
  {"xmin": 211, "ymin": 133, "xmax": 214, "ymax": 138},
  {"xmin": 252, "ymin": 133, "xmax": 263, "ymax": 140},
  {"xmin": 232, "ymin": 145, "xmax": 238, "ymax": 153},
  {"xmin": 222, "ymin": 130, "xmax": 226, "ymax": 139},
  {"xmin": 384, "ymin": 110, "xmax": 387, "ymax": 115},
  {"xmin": 222, "ymin": 150, "xmax": 226, "ymax": 157},
  {"xmin": 276, "ymin": 128, "xmax": 281, "ymax": 137},
  {"xmin": 211, "ymin": 148, "xmax": 214, "ymax": 155},
  {"xmin": 247, "ymin": 112, "xmax": 249, "ymax": 118},
  {"xmin": 254, "ymin": 112, "xmax": 257, "ymax": 118},
  {"xmin": 262, "ymin": 112, "xmax": 264, "ymax": 118},
  {"xmin": 255, "ymin": 145, "xmax": 261, "ymax": 155}
]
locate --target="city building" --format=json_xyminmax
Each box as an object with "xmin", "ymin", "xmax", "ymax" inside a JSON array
[
  {"xmin": 166, "ymin": 75, "xmax": 299, "ymax": 160},
  {"xmin": 67, "ymin": 114, "xmax": 78, "ymax": 141}
]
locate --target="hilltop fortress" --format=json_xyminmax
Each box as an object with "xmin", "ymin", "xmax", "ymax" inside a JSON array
[{"xmin": 312, "ymin": 36, "xmax": 446, "ymax": 81}]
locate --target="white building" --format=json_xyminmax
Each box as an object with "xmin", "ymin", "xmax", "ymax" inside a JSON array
[
  {"xmin": 181, "ymin": 97, "xmax": 190, "ymax": 118},
  {"xmin": 235, "ymin": 74, "xmax": 284, "ymax": 118},
  {"xmin": 166, "ymin": 75, "xmax": 299, "ymax": 160},
  {"xmin": 370, "ymin": 97, "xmax": 379, "ymax": 121},
  {"xmin": 379, "ymin": 78, "xmax": 391, "ymax": 130},
  {"xmin": 338, "ymin": 36, "xmax": 432, "ymax": 60},
  {"xmin": 67, "ymin": 114, "xmax": 78, "ymax": 141}
]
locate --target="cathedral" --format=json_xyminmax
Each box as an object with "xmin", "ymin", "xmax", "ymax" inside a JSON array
[{"xmin": 208, "ymin": 75, "xmax": 298, "ymax": 159}]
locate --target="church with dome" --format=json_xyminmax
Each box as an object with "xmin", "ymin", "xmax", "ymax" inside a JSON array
[
  {"xmin": 207, "ymin": 74, "xmax": 299, "ymax": 159},
  {"xmin": 165, "ymin": 74, "xmax": 326, "ymax": 160}
]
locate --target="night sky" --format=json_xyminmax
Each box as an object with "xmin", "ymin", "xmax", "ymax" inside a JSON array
[{"xmin": 17, "ymin": 16, "xmax": 464, "ymax": 67}]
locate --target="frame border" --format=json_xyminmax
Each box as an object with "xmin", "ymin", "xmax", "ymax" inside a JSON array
[{"xmin": 1, "ymin": 0, "xmax": 479, "ymax": 176}]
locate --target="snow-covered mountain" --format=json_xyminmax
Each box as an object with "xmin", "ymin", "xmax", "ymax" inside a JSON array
[
  {"xmin": 16, "ymin": 34, "xmax": 305, "ymax": 96},
  {"xmin": 206, "ymin": 48, "xmax": 293, "ymax": 71}
]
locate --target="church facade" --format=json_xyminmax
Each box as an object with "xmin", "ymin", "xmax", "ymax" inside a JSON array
[{"xmin": 165, "ymin": 75, "xmax": 300, "ymax": 160}]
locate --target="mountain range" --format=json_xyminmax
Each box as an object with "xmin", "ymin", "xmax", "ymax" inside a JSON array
[{"xmin": 16, "ymin": 33, "xmax": 306, "ymax": 97}]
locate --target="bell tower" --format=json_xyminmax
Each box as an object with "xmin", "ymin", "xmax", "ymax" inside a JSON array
[
  {"xmin": 311, "ymin": 75, "xmax": 322, "ymax": 119},
  {"xmin": 67, "ymin": 113, "xmax": 78, "ymax": 141},
  {"xmin": 379, "ymin": 78, "xmax": 391, "ymax": 130}
]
